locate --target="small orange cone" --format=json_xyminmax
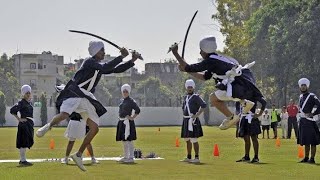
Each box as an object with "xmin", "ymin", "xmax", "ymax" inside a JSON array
[
  {"xmin": 86, "ymin": 149, "xmax": 91, "ymax": 157},
  {"xmin": 275, "ymin": 137, "xmax": 281, "ymax": 147},
  {"xmin": 175, "ymin": 137, "xmax": 180, "ymax": 147},
  {"xmin": 298, "ymin": 145, "xmax": 304, "ymax": 158},
  {"xmin": 213, "ymin": 144, "xmax": 219, "ymax": 157},
  {"xmin": 49, "ymin": 138, "xmax": 55, "ymax": 149}
]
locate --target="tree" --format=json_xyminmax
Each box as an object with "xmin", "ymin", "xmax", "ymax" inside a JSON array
[
  {"xmin": 0, "ymin": 54, "xmax": 19, "ymax": 104},
  {"xmin": 198, "ymin": 79, "xmax": 216, "ymax": 125},
  {"xmin": 246, "ymin": 0, "xmax": 320, "ymax": 105},
  {"xmin": 0, "ymin": 91, "xmax": 6, "ymax": 126},
  {"xmin": 40, "ymin": 93, "xmax": 47, "ymax": 126},
  {"xmin": 137, "ymin": 77, "xmax": 174, "ymax": 106},
  {"xmin": 212, "ymin": 0, "xmax": 267, "ymax": 63}
]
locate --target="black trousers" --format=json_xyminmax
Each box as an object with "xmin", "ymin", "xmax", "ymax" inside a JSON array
[{"xmin": 288, "ymin": 116, "xmax": 298, "ymax": 138}]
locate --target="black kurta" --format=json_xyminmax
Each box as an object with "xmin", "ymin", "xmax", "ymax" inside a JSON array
[
  {"xmin": 116, "ymin": 97, "xmax": 140, "ymax": 141},
  {"xmin": 181, "ymin": 93, "xmax": 206, "ymax": 138},
  {"xmin": 185, "ymin": 53, "xmax": 263, "ymax": 101},
  {"xmin": 297, "ymin": 92, "xmax": 320, "ymax": 145},
  {"xmin": 56, "ymin": 56, "xmax": 135, "ymax": 117},
  {"xmin": 10, "ymin": 99, "xmax": 34, "ymax": 149}
]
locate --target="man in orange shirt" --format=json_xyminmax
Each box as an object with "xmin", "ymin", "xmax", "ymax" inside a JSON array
[{"xmin": 287, "ymin": 99, "xmax": 299, "ymax": 139}]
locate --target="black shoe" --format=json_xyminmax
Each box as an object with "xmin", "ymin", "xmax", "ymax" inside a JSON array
[
  {"xmin": 299, "ymin": 157, "xmax": 309, "ymax": 163},
  {"xmin": 236, "ymin": 156, "xmax": 250, "ymax": 162},
  {"xmin": 250, "ymin": 158, "xmax": 259, "ymax": 163},
  {"xmin": 19, "ymin": 161, "xmax": 33, "ymax": 166},
  {"xmin": 308, "ymin": 158, "xmax": 315, "ymax": 164}
]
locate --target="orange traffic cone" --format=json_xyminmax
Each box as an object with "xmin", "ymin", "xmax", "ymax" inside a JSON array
[
  {"xmin": 298, "ymin": 145, "xmax": 304, "ymax": 158},
  {"xmin": 275, "ymin": 137, "xmax": 281, "ymax": 147},
  {"xmin": 86, "ymin": 149, "xmax": 91, "ymax": 157},
  {"xmin": 175, "ymin": 137, "xmax": 180, "ymax": 147},
  {"xmin": 50, "ymin": 138, "xmax": 55, "ymax": 150},
  {"xmin": 213, "ymin": 144, "xmax": 220, "ymax": 157}
]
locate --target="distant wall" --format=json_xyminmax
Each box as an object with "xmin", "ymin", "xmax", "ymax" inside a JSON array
[{"xmin": 4, "ymin": 106, "xmax": 228, "ymax": 127}]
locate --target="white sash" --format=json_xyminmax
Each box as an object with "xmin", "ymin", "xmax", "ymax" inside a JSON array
[
  {"xmin": 78, "ymin": 70, "xmax": 99, "ymax": 92},
  {"xmin": 119, "ymin": 117, "xmax": 130, "ymax": 140},
  {"xmin": 184, "ymin": 94, "xmax": 195, "ymax": 131},
  {"xmin": 210, "ymin": 55, "xmax": 255, "ymax": 97},
  {"xmin": 240, "ymin": 112, "xmax": 253, "ymax": 124},
  {"xmin": 299, "ymin": 94, "xmax": 314, "ymax": 121}
]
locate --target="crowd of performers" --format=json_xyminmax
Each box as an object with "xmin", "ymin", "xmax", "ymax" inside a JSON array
[{"xmin": 10, "ymin": 37, "xmax": 320, "ymax": 171}]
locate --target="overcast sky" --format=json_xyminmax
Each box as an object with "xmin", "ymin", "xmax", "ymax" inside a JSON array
[{"xmin": 0, "ymin": 0, "xmax": 224, "ymax": 71}]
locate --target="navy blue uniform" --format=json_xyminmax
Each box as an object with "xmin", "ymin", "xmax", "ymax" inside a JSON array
[
  {"xmin": 185, "ymin": 53, "xmax": 263, "ymax": 101},
  {"xmin": 238, "ymin": 95, "xmax": 267, "ymax": 137},
  {"xmin": 10, "ymin": 99, "xmax": 34, "ymax": 149},
  {"xmin": 181, "ymin": 94, "xmax": 207, "ymax": 138},
  {"xmin": 297, "ymin": 93, "xmax": 320, "ymax": 145},
  {"xmin": 56, "ymin": 56, "xmax": 135, "ymax": 116},
  {"xmin": 116, "ymin": 97, "xmax": 140, "ymax": 141}
]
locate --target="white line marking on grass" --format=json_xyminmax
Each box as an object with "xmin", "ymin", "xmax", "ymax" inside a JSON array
[{"xmin": 0, "ymin": 157, "xmax": 164, "ymax": 163}]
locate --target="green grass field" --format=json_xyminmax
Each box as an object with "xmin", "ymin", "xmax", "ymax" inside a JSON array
[{"xmin": 0, "ymin": 126, "xmax": 319, "ymax": 180}]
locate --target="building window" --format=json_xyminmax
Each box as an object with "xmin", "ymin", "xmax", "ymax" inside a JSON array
[
  {"xmin": 30, "ymin": 63, "xmax": 36, "ymax": 69},
  {"xmin": 166, "ymin": 66, "xmax": 170, "ymax": 73}
]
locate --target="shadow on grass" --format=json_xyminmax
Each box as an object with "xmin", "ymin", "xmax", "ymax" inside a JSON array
[
  {"xmin": 246, "ymin": 162, "xmax": 269, "ymax": 165},
  {"xmin": 118, "ymin": 162, "xmax": 138, "ymax": 165},
  {"xmin": 297, "ymin": 162, "xmax": 320, "ymax": 166},
  {"xmin": 66, "ymin": 163, "xmax": 95, "ymax": 167},
  {"xmin": 189, "ymin": 162, "xmax": 206, "ymax": 165},
  {"xmin": 16, "ymin": 164, "xmax": 34, "ymax": 168}
]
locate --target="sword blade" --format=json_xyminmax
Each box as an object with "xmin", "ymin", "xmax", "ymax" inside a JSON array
[
  {"xmin": 181, "ymin": 10, "xmax": 198, "ymax": 59},
  {"xmin": 69, "ymin": 30, "xmax": 121, "ymax": 50}
]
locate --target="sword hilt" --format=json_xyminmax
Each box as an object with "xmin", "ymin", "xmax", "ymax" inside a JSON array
[
  {"xmin": 129, "ymin": 49, "xmax": 144, "ymax": 60},
  {"xmin": 167, "ymin": 41, "xmax": 181, "ymax": 54}
]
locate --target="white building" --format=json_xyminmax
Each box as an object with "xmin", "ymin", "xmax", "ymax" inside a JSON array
[{"xmin": 13, "ymin": 51, "xmax": 64, "ymax": 103}]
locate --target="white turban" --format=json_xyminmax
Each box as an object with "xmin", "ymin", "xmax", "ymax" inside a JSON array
[
  {"xmin": 199, "ymin": 36, "xmax": 217, "ymax": 54},
  {"xmin": 88, "ymin": 41, "xmax": 104, "ymax": 56},
  {"xmin": 121, "ymin": 84, "xmax": 131, "ymax": 94},
  {"xmin": 21, "ymin": 85, "xmax": 31, "ymax": 95},
  {"xmin": 298, "ymin": 78, "xmax": 310, "ymax": 88},
  {"xmin": 185, "ymin": 79, "xmax": 195, "ymax": 89}
]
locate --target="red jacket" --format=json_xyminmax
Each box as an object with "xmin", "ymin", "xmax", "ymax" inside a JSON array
[{"xmin": 287, "ymin": 104, "xmax": 298, "ymax": 117}]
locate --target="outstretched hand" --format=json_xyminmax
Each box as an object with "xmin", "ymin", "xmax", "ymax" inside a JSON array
[
  {"xmin": 168, "ymin": 42, "xmax": 179, "ymax": 54},
  {"xmin": 120, "ymin": 47, "xmax": 129, "ymax": 58},
  {"xmin": 130, "ymin": 50, "xmax": 141, "ymax": 62}
]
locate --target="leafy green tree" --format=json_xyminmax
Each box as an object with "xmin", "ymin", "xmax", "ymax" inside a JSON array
[
  {"xmin": 0, "ymin": 91, "xmax": 6, "ymax": 126},
  {"xmin": 0, "ymin": 54, "xmax": 19, "ymax": 104},
  {"xmin": 40, "ymin": 93, "xmax": 47, "ymax": 126},
  {"xmin": 246, "ymin": 0, "xmax": 320, "ymax": 105},
  {"xmin": 137, "ymin": 77, "xmax": 174, "ymax": 106}
]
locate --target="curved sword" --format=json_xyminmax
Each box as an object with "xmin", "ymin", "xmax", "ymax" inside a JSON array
[
  {"xmin": 69, "ymin": 30, "xmax": 121, "ymax": 50},
  {"xmin": 181, "ymin": 10, "xmax": 198, "ymax": 59},
  {"xmin": 69, "ymin": 30, "xmax": 143, "ymax": 60}
]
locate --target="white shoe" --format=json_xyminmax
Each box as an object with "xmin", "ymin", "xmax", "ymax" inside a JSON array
[
  {"xmin": 189, "ymin": 158, "xmax": 200, "ymax": 164},
  {"xmin": 117, "ymin": 157, "xmax": 128, "ymax": 163},
  {"xmin": 179, "ymin": 158, "xmax": 191, "ymax": 162},
  {"xmin": 241, "ymin": 100, "xmax": 255, "ymax": 114},
  {"xmin": 219, "ymin": 114, "xmax": 240, "ymax": 130},
  {"xmin": 70, "ymin": 153, "xmax": 86, "ymax": 171},
  {"xmin": 36, "ymin": 123, "xmax": 51, "ymax": 137},
  {"xmin": 91, "ymin": 158, "xmax": 99, "ymax": 164},
  {"xmin": 61, "ymin": 158, "xmax": 68, "ymax": 164},
  {"xmin": 123, "ymin": 158, "xmax": 134, "ymax": 164}
]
